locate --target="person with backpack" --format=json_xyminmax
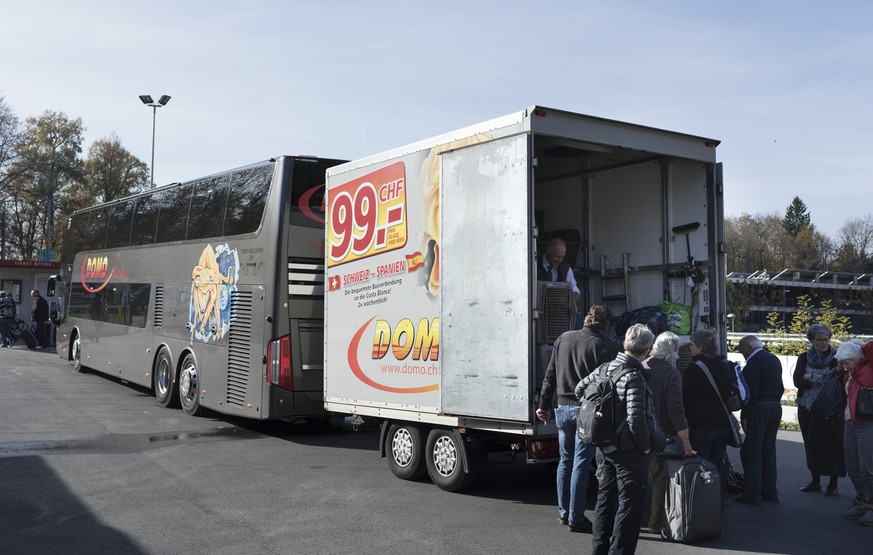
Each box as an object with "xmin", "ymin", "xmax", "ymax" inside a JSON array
[
  {"xmin": 0, "ymin": 290, "xmax": 16, "ymax": 347},
  {"xmin": 735, "ymin": 335, "xmax": 784, "ymax": 505},
  {"xmin": 536, "ymin": 305, "xmax": 619, "ymax": 533},
  {"xmin": 575, "ymin": 323, "xmax": 658, "ymax": 555},
  {"xmin": 792, "ymin": 323, "xmax": 844, "ymax": 496}
]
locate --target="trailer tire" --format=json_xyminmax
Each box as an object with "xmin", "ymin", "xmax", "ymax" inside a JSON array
[
  {"xmin": 425, "ymin": 429, "xmax": 477, "ymax": 492},
  {"xmin": 154, "ymin": 348, "xmax": 179, "ymax": 408},
  {"xmin": 386, "ymin": 423, "xmax": 427, "ymax": 481}
]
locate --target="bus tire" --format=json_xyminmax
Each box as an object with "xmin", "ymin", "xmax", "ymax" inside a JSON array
[
  {"xmin": 178, "ymin": 353, "xmax": 200, "ymax": 416},
  {"xmin": 425, "ymin": 428, "xmax": 477, "ymax": 492},
  {"xmin": 71, "ymin": 332, "xmax": 85, "ymax": 373},
  {"xmin": 386, "ymin": 423, "xmax": 427, "ymax": 481},
  {"xmin": 154, "ymin": 348, "xmax": 179, "ymax": 408}
]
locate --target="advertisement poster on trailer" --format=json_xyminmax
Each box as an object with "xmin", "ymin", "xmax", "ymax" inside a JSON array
[
  {"xmin": 326, "ymin": 152, "xmax": 442, "ymax": 411},
  {"xmin": 325, "ymin": 135, "xmax": 492, "ymax": 412}
]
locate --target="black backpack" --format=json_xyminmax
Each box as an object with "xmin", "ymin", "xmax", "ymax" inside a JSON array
[{"xmin": 577, "ymin": 363, "xmax": 632, "ymax": 451}]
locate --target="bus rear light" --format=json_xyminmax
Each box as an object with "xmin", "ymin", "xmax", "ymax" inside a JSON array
[{"xmin": 267, "ymin": 336, "xmax": 293, "ymax": 391}]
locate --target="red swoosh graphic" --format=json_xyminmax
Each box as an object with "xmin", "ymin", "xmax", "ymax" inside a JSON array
[
  {"xmin": 80, "ymin": 257, "xmax": 115, "ymax": 293},
  {"xmin": 348, "ymin": 317, "xmax": 439, "ymax": 394},
  {"xmin": 299, "ymin": 183, "xmax": 325, "ymax": 224}
]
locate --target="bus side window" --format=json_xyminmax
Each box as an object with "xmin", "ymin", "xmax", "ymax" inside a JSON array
[
  {"xmin": 156, "ymin": 185, "xmax": 193, "ymax": 243},
  {"xmin": 106, "ymin": 201, "xmax": 135, "ymax": 249},
  {"xmin": 131, "ymin": 193, "xmax": 161, "ymax": 246},
  {"xmin": 186, "ymin": 176, "xmax": 229, "ymax": 241},
  {"xmin": 85, "ymin": 207, "xmax": 110, "ymax": 250},
  {"xmin": 224, "ymin": 164, "xmax": 272, "ymax": 236},
  {"xmin": 64, "ymin": 212, "xmax": 91, "ymax": 261}
]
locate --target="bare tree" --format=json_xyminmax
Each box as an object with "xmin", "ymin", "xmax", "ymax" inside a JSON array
[{"xmin": 833, "ymin": 214, "xmax": 873, "ymax": 273}]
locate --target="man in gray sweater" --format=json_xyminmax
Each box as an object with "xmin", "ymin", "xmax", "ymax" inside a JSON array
[{"xmin": 537, "ymin": 305, "xmax": 619, "ymax": 533}]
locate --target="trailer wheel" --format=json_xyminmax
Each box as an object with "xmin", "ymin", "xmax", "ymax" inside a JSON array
[
  {"xmin": 178, "ymin": 353, "xmax": 200, "ymax": 416},
  {"xmin": 154, "ymin": 348, "xmax": 179, "ymax": 408},
  {"xmin": 425, "ymin": 429, "xmax": 477, "ymax": 492},
  {"xmin": 386, "ymin": 424, "xmax": 427, "ymax": 480}
]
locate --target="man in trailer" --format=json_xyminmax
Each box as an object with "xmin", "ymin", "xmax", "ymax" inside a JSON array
[{"xmin": 538, "ymin": 237, "xmax": 580, "ymax": 301}]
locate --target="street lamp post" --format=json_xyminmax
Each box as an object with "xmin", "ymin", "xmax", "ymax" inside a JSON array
[
  {"xmin": 727, "ymin": 313, "xmax": 735, "ymax": 333},
  {"xmin": 138, "ymin": 94, "xmax": 171, "ymax": 188}
]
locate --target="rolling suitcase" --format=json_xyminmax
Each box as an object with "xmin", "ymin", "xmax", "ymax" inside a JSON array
[
  {"xmin": 19, "ymin": 325, "xmax": 39, "ymax": 349},
  {"xmin": 662, "ymin": 455, "xmax": 721, "ymax": 543}
]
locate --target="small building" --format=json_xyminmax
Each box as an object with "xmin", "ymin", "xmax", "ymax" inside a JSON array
[{"xmin": 0, "ymin": 259, "xmax": 61, "ymax": 322}]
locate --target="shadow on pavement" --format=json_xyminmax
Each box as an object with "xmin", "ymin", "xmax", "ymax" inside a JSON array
[{"xmin": 0, "ymin": 456, "xmax": 146, "ymax": 554}]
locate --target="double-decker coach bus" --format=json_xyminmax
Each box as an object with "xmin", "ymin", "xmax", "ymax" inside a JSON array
[{"xmin": 51, "ymin": 155, "xmax": 345, "ymax": 420}]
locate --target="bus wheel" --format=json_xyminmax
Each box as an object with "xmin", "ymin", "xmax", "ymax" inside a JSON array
[
  {"xmin": 71, "ymin": 333, "xmax": 85, "ymax": 373},
  {"xmin": 154, "ymin": 348, "xmax": 179, "ymax": 408},
  {"xmin": 178, "ymin": 354, "xmax": 200, "ymax": 416},
  {"xmin": 386, "ymin": 423, "xmax": 427, "ymax": 481},
  {"xmin": 425, "ymin": 429, "xmax": 477, "ymax": 492}
]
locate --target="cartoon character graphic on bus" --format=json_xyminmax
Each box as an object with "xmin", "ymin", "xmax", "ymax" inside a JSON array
[{"xmin": 189, "ymin": 243, "xmax": 239, "ymax": 342}]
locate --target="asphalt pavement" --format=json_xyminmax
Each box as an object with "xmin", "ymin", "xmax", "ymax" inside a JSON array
[{"xmin": 1, "ymin": 344, "xmax": 871, "ymax": 554}]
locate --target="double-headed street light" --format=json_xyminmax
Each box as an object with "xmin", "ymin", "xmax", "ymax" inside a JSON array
[{"xmin": 138, "ymin": 94, "xmax": 171, "ymax": 188}]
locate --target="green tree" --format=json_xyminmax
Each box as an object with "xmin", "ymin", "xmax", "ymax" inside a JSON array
[
  {"xmin": 763, "ymin": 295, "xmax": 853, "ymax": 355},
  {"xmin": 0, "ymin": 94, "xmax": 22, "ymax": 196},
  {"xmin": 782, "ymin": 196, "xmax": 811, "ymax": 237},
  {"xmin": 7, "ymin": 110, "xmax": 84, "ymax": 258}
]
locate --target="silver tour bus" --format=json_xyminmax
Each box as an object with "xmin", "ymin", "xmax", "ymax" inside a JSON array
[{"xmin": 51, "ymin": 155, "xmax": 345, "ymax": 420}]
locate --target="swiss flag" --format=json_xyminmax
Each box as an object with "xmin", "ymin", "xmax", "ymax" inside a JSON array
[{"xmin": 328, "ymin": 275, "xmax": 341, "ymax": 292}]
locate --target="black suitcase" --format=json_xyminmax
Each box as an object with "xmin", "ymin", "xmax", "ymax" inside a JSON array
[
  {"xmin": 19, "ymin": 326, "xmax": 39, "ymax": 349},
  {"xmin": 662, "ymin": 456, "xmax": 721, "ymax": 543}
]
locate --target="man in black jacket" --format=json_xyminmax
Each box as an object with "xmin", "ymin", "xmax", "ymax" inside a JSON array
[
  {"xmin": 537, "ymin": 305, "xmax": 618, "ymax": 533},
  {"xmin": 736, "ymin": 335, "xmax": 784, "ymax": 505},
  {"xmin": 30, "ymin": 289, "xmax": 50, "ymax": 348}
]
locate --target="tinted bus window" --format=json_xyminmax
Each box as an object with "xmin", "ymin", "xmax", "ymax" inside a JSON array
[
  {"xmin": 130, "ymin": 193, "xmax": 161, "ymax": 246},
  {"xmin": 85, "ymin": 207, "xmax": 110, "ymax": 250},
  {"xmin": 288, "ymin": 158, "xmax": 336, "ymax": 229},
  {"xmin": 156, "ymin": 184, "xmax": 192, "ymax": 243},
  {"xmin": 187, "ymin": 176, "xmax": 229, "ymax": 240},
  {"xmin": 106, "ymin": 201, "xmax": 135, "ymax": 249},
  {"xmin": 223, "ymin": 164, "xmax": 273, "ymax": 236},
  {"xmin": 64, "ymin": 212, "xmax": 91, "ymax": 262},
  {"xmin": 68, "ymin": 283, "xmax": 150, "ymax": 328}
]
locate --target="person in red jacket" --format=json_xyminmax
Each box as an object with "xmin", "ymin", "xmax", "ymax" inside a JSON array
[{"xmin": 835, "ymin": 340, "xmax": 873, "ymax": 526}]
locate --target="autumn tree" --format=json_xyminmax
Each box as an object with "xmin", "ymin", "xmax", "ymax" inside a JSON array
[
  {"xmin": 832, "ymin": 215, "xmax": 873, "ymax": 273},
  {"xmin": 82, "ymin": 133, "xmax": 149, "ymax": 205}
]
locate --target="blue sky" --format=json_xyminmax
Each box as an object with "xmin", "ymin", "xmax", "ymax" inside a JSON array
[{"xmin": 2, "ymin": 1, "xmax": 871, "ymax": 238}]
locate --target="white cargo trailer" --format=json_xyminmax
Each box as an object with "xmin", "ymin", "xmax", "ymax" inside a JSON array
[{"xmin": 324, "ymin": 106, "xmax": 725, "ymax": 491}]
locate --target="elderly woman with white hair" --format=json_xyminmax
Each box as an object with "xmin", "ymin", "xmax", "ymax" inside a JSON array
[
  {"xmin": 793, "ymin": 323, "xmax": 844, "ymax": 495},
  {"xmin": 835, "ymin": 340, "xmax": 873, "ymax": 526},
  {"xmin": 642, "ymin": 331, "xmax": 694, "ymax": 533}
]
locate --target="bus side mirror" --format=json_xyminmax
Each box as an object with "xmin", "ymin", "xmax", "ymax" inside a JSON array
[{"xmin": 47, "ymin": 276, "xmax": 57, "ymax": 297}]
